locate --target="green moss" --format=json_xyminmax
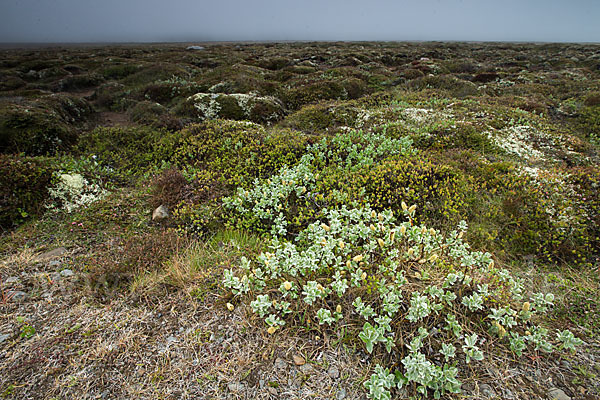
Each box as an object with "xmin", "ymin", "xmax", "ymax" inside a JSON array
[
  {"xmin": 407, "ymin": 75, "xmax": 479, "ymax": 98},
  {"xmin": 0, "ymin": 95, "xmax": 93, "ymax": 155},
  {"xmin": 179, "ymin": 93, "xmax": 285, "ymax": 124},
  {"xmin": 279, "ymin": 102, "xmax": 360, "ymax": 133},
  {"xmin": 0, "ymin": 155, "xmax": 55, "ymax": 229}
]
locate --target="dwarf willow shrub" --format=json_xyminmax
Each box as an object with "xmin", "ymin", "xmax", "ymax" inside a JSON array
[
  {"xmin": 223, "ymin": 204, "xmax": 582, "ymax": 399},
  {"xmin": 222, "ymin": 128, "xmax": 416, "ymax": 235}
]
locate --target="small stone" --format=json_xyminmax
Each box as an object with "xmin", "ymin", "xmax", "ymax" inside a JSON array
[
  {"xmin": 60, "ymin": 269, "xmax": 74, "ymax": 277},
  {"xmin": 186, "ymin": 46, "xmax": 205, "ymax": 51},
  {"xmin": 227, "ymin": 382, "xmax": 244, "ymax": 392},
  {"xmin": 0, "ymin": 334, "xmax": 10, "ymax": 343},
  {"xmin": 292, "ymin": 354, "xmax": 305, "ymax": 366},
  {"xmin": 35, "ymin": 247, "xmax": 67, "ymax": 262},
  {"xmin": 479, "ymin": 383, "xmax": 496, "ymax": 398},
  {"xmin": 8, "ymin": 291, "xmax": 27, "ymax": 302},
  {"xmin": 274, "ymin": 357, "xmax": 287, "ymax": 370},
  {"xmin": 267, "ymin": 386, "xmax": 277, "ymax": 395},
  {"xmin": 327, "ymin": 366, "xmax": 340, "ymax": 379},
  {"xmin": 548, "ymin": 388, "xmax": 571, "ymax": 400},
  {"xmin": 299, "ymin": 363, "xmax": 312, "ymax": 374},
  {"xmin": 5, "ymin": 277, "xmax": 19, "ymax": 284},
  {"xmin": 49, "ymin": 260, "xmax": 62, "ymax": 267},
  {"xmin": 336, "ymin": 388, "xmax": 347, "ymax": 400},
  {"xmin": 166, "ymin": 335, "xmax": 177, "ymax": 344},
  {"xmin": 152, "ymin": 205, "xmax": 169, "ymax": 221}
]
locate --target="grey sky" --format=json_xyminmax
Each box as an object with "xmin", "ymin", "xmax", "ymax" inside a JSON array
[{"xmin": 1, "ymin": 0, "xmax": 599, "ymax": 43}]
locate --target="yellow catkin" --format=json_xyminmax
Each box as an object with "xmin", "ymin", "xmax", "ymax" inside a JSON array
[
  {"xmin": 399, "ymin": 225, "xmax": 407, "ymax": 235},
  {"xmin": 522, "ymin": 302, "xmax": 530, "ymax": 312},
  {"xmin": 267, "ymin": 326, "xmax": 277, "ymax": 334},
  {"xmin": 378, "ymin": 238, "xmax": 385, "ymax": 248},
  {"xmin": 336, "ymin": 305, "xmax": 342, "ymax": 313},
  {"xmin": 401, "ymin": 201, "xmax": 408, "ymax": 211},
  {"xmin": 353, "ymin": 254, "xmax": 364, "ymax": 263},
  {"xmin": 283, "ymin": 281, "xmax": 292, "ymax": 291},
  {"xmin": 226, "ymin": 303, "xmax": 234, "ymax": 311},
  {"xmin": 408, "ymin": 205, "xmax": 417, "ymax": 213}
]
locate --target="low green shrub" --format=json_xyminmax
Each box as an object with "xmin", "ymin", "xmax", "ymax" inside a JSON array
[{"xmin": 223, "ymin": 203, "xmax": 582, "ymax": 399}]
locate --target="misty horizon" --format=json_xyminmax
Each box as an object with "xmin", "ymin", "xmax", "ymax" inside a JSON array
[{"xmin": 1, "ymin": 0, "xmax": 600, "ymax": 44}]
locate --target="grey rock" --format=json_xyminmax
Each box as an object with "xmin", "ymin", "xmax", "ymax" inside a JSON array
[
  {"xmin": 299, "ymin": 363, "xmax": 312, "ymax": 374},
  {"xmin": 548, "ymin": 388, "xmax": 571, "ymax": 400},
  {"xmin": 166, "ymin": 335, "xmax": 177, "ymax": 344},
  {"xmin": 186, "ymin": 46, "xmax": 205, "ymax": 51},
  {"xmin": 152, "ymin": 205, "xmax": 169, "ymax": 221},
  {"xmin": 274, "ymin": 357, "xmax": 287, "ymax": 370},
  {"xmin": 5, "ymin": 276, "xmax": 19, "ymax": 284},
  {"xmin": 8, "ymin": 291, "xmax": 27, "ymax": 302},
  {"xmin": 60, "ymin": 269, "xmax": 74, "ymax": 277},
  {"xmin": 227, "ymin": 382, "xmax": 244, "ymax": 392},
  {"xmin": 479, "ymin": 384, "xmax": 496, "ymax": 398},
  {"xmin": 327, "ymin": 366, "xmax": 340, "ymax": 379},
  {"xmin": 0, "ymin": 334, "xmax": 10, "ymax": 343},
  {"xmin": 336, "ymin": 388, "xmax": 347, "ymax": 400},
  {"xmin": 35, "ymin": 247, "xmax": 67, "ymax": 261},
  {"xmin": 49, "ymin": 260, "xmax": 62, "ymax": 267}
]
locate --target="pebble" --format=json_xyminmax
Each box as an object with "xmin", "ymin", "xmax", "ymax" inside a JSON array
[
  {"xmin": 166, "ymin": 335, "xmax": 177, "ymax": 344},
  {"xmin": 479, "ymin": 383, "xmax": 496, "ymax": 398},
  {"xmin": 327, "ymin": 366, "xmax": 340, "ymax": 379},
  {"xmin": 548, "ymin": 388, "xmax": 571, "ymax": 400},
  {"xmin": 0, "ymin": 334, "xmax": 10, "ymax": 343},
  {"xmin": 227, "ymin": 382, "xmax": 244, "ymax": 392},
  {"xmin": 336, "ymin": 388, "xmax": 347, "ymax": 400},
  {"xmin": 152, "ymin": 205, "xmax": 169, "ymax": 221},
  {"xmin": 49, "ymin": 260, "xmax": 62, "ymax": 267},
  {"xmin": 293, "ymin": 354, "xmax": 305, "ymax": 366},
  {"xmin": 274, "ymin": 357, "xmax": 287, "ymax": 370},
  {"xmin": 8, "ymin": 291, "xmax": 27, "ymax": 302},
  {"xmin": 5, "ymin": 276, "xmax": 19, "ymax": 284},
  {"xmin": 36, "ymin": 247, "xmax": 67, "ymax": 261},
  {"xmin": 299, "ymin": 363, "xmax": 312, "ymax": 374},
  {"xmin": 60, "ymin": 269, "xmax": 74, "ymax": 277}
]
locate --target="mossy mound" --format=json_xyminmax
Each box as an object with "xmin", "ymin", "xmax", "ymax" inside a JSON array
[
  {"xmin": 0, "ymin": 94, "xmax": 94, "ymax": 155},
  {"xmin": 407, "ymin": 75, "xmax": 479, "ymax": 98},
  {"xmin": 55, "ymin": 73, "xmax": 105, "ymax": 92},
  {"xmin": 127, "ymin": 101, "xmax": 182, "ymax": 131},
  {"xmin": 282, "ymin": 78, "xmax": 367, "ymax": 110},
  {"xmin": 171, "ymin": 120, "xmax": 309, "ymax": 188},
  {"xmin": 179, "ymin": 93, "xmax": 285, "ymax": 124},
  {"xmin": 0, "ymin": 154, "xmax": 54, "ymax": 229},
  {"xmin": 279, "ymin": 102, "xmax": 361, "ymax": 133}
]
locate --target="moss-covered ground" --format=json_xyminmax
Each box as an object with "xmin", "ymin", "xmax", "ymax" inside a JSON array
[{"xmin": 0, "ymin": 42, "xmax": 599, "ymax": 399}]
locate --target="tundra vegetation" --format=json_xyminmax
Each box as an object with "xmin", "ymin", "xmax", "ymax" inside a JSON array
[{"xmin": 0, "ymin": 42, "xmax": 599, "ymax": 399}]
